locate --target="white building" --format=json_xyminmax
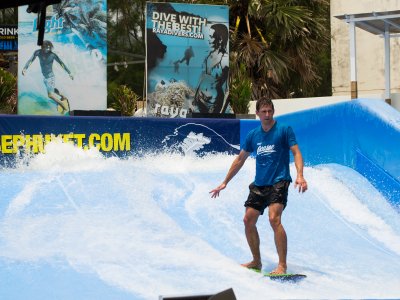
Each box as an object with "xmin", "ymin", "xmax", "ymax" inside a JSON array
[{"xmin": 331, "ymin": 0, "xmax": 400, "ymax": 111}]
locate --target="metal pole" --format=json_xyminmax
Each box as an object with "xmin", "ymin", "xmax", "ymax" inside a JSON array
[
  {"xmin": 384, "ymin": 23, "xmax": 391, "ymax": 105},
  {"xmin": 349, "ymin": 19, "xmax": 358, "ymax": 99}
]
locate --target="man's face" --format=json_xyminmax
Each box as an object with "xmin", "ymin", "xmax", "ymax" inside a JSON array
[
  {"xmin": 209, "ymin": 29, "xmax": 217, "ymax": 48},
  {"xmin": 42, "ymin": 45, "xmax": 51, "ymax": 53},
  {"xmin": 256, "ymin": 105, "xmax": 274, "ymax": 121}
]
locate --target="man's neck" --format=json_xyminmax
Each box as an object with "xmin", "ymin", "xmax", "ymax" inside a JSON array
[{"xmin": 261, "ymin": 119, "xmax": 276, "ymax": 132}]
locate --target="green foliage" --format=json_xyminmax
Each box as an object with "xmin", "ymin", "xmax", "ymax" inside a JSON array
[
  {"xmin": 107, "ymin": 0, "xmax": 146, "ymax": 97},
  {"xmin": 106, "ymin": 0, "xmax": 332, "ymax": 101},
  {"xmin": 229, "ymin": 0, "xmax": 331, "ymax": 99},
  {"xmin": 108, "ymin": 84, "xmax": 140, "ymax": 116},
  {"xmin": 0, "ymin": 8, "xmax": 17, "ymax": 24},
  {"xmin": 0, "ymin": 68, "xmax": 17, "ymax": 114},
  {"xmin": 230, "ymin": 64, "xmax": 252, "ymax": 114},
  {"xmin": 312, "ymin": 47, "xmax": 332, "ymax": 97}
]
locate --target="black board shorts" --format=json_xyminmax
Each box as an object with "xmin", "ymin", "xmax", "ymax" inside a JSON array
[{"xmin": 244, "ymin": 180, "xmax": 290, "ymax": 215}]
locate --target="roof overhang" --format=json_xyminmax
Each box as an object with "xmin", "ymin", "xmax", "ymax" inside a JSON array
[
  {"xmin": 335, "ymin": 10, "xmax": 400, "ymax": 37},
  {"xmin": 335, "ymin": 10, "xmax": 400, "ymax": 102}
]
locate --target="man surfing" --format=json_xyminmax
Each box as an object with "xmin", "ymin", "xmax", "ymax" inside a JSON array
[
  {"xmin": 210, "ymin": 97, "xmax": 308, "ymax": 275},
  {"xmin": 22, "ymin": 40, "xmax": 74, "ymax": 114}
]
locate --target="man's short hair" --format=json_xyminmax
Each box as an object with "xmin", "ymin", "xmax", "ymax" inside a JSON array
[
  {"xmin": 256, "ymin": 97, "xmax": 274, "ymax": 112},
  {"xmin": 41, "ymin": 40, "xmax": 54, "ymax": 51}
]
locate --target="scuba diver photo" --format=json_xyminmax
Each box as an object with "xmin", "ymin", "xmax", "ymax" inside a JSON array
[{"xmin": 145, "ymin": 2, "xmax": 232, "ymax": 118}]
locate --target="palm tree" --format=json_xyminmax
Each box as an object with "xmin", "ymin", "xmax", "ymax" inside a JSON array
[
  {"xmin": 105, "ymin": 0, "xmax": 330, "ymax": 102},
  {"xmin": 107, "ymin": 0, "xmax": 147, "ymax": 98},
  {"xmin": 54, "ymin": 0, "xmax": 107, "ymax": 50},
  {"xmin": 229, "ymin": 0, "xmax": 330, "ymax": 99},
  {"xmin": 108, "ymin": 0, "xmax": 146, "ymax": 52},
  {"xmin": 77, "ymin": 1, "xmax": 107, "ymax": 41},
  {"xmin": 156, "ymin": 0, "xmax": 330, "ymax": 99}
]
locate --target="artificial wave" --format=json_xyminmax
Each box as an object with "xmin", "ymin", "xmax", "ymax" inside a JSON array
[{"xmin": 0, "ymin": 99, "xmax": 399, "ymax": 299}]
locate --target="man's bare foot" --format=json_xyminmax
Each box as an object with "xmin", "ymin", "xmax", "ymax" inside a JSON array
[
  {"xmin": 269, "ymin": 264, "xmax": 287, "ymax": 275},
  {"xmin": 241, "ymin": 261, "xmax": 262, "ymax": 270}
]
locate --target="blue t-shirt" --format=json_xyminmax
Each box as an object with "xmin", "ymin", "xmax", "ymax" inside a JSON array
[{"xmin": 242, "ymin": 121, "xmax": 297, "ymax": 186}]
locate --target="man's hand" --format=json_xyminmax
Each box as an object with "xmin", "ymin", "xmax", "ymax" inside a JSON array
[
  {"xmin": 22, "ymin": 69, "xmax": 26, "ymax": 76},
  {"xmin": 209, "ymin": 183, "xmax": 227, "ymax": 198},
  {"xmin": 69, "ymin": 74, "xmax": 74, "ymax": 80},
  {"xmin": 294, "ymin": 176, "xmax": 307, "ymax": 193}
]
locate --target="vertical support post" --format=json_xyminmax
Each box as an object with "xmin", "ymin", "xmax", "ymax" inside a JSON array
[
  {"xmin": 384, "ymin": 23, "xmax": 391, "ymax": 105},
  {"xmin": 349, "ymin": 19, "xmax": 358, "ymax": 99}
]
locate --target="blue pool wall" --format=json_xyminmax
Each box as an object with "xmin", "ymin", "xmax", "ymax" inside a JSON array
[
  {"xmin": 0, "ymin": 98, "xmax": 399, "ymax": 206},
  {"xmin": 240, "ymin": 99, "xmax": 400, "ymax": 207}
]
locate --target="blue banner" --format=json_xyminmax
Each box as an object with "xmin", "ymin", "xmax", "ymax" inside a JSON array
[
  {"xmin": 18, "ymin": 1, "xmax": 107, "ymax": 116},
  {"xmin": 0, "ymin": 115, "xmax": 241, "ymax": 165},
  {"xmin": 0, "ymin": 26, "xmax": 17, "ymax": 51}
]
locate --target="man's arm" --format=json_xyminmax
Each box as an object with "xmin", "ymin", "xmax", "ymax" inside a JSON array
[
  {"xmin": 22, "ymin": 52, "xmax": 38, "ymax": 75},
  {"xmin": 210, "ymin": 150, "xmax": 250, "ymax": 198},
  {"xmin": 290, "ymin": 144, "xmax": 307, "ymax": 193},
  {"xmin": 54, "ymin": 54, "xmax": 73, "ymax": 79}
]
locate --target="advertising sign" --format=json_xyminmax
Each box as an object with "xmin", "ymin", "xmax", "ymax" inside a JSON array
[
  {"xmin": 0, "ymin": 25, "xmax": 18, "ymax": 51},
  {"xmin": 18, "ymin": 1, "xmax": 107, "ymax": 116},
  {"xmin": 146, "ymin": 2, "xmax": 232, "ymax": 118},
  {"xmin": 0, "ymin": 115, "xmax": 241, "ymax": 166}
]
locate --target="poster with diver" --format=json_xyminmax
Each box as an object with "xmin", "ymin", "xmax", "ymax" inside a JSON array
[
  {"xmin": 18, "ymin": 0, "xmax": 107, "ymax": 116},
  {"xmin": 146, "ymin": 2, "xmax": 232, "ymax": 118}
]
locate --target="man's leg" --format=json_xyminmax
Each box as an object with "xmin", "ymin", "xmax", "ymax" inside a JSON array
[
  {"xmin": 54, "ymin": 88, "xmax": 65, "ymax": 99},
  {"xmin": 44, "ymin": 76, "xmax": 68, "ymax": 112},
  {"xmin": 48, "ymin": 92, "xmax": 67, "ymax": 111},
  {"xmin": 241, "ymin": 207, "xmax": 262, "ymax": 270},
  {"xmin": 268, "ymin": 203, "xmax": 287, "ymax": 274}
]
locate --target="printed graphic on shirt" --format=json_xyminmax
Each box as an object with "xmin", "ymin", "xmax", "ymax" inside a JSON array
[{"xmin": 256, "ymin": 144, "xmax": 276, "ymax": 155}]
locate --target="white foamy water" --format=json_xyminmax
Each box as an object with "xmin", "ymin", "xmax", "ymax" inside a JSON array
[{"xmin": 0, "ymin": 142, "xmax": 400, "ymax": 299}]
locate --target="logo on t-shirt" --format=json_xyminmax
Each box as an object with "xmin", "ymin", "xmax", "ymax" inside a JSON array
[{"xmin": 256, "ymin": 144, "xmax": 276, "ymax": 155}]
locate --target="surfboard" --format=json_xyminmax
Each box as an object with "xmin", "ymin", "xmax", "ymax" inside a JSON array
[
  {"xmin": 57, "ymin": 97, "xmax": 70, "ymax": 115},
  {"xmin": 250, "ymin": 268, "xmax": 306, "ymax": 282},
  {"xmin": 264, "ymin": 273, "xmax": 306, "ymax": 282}
]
